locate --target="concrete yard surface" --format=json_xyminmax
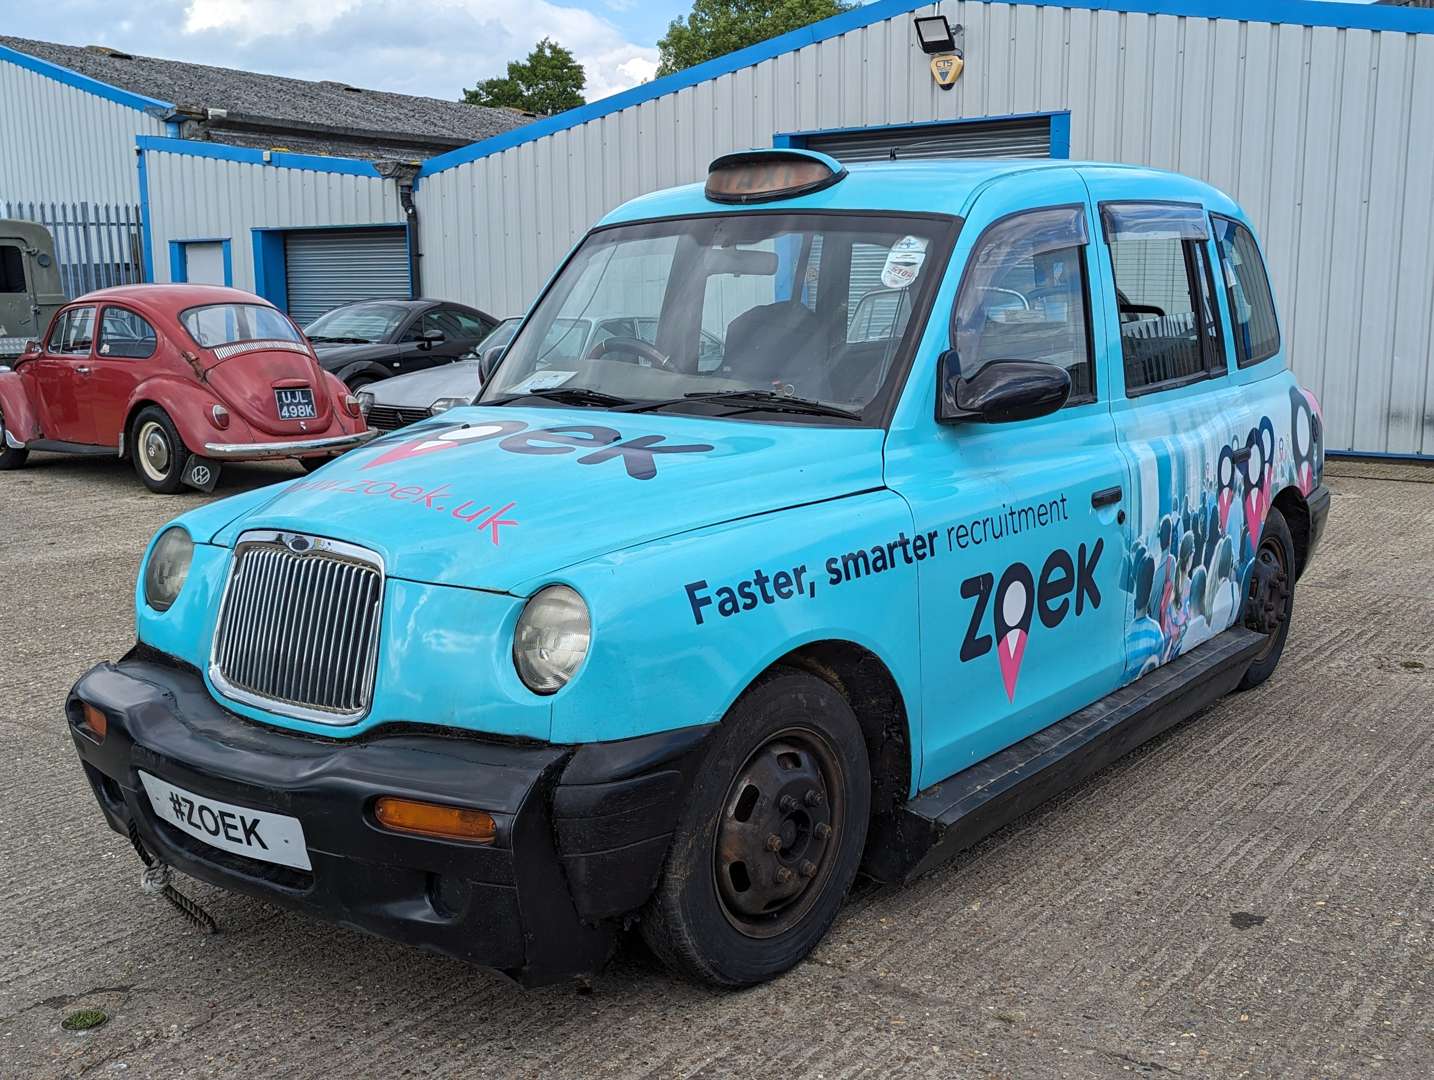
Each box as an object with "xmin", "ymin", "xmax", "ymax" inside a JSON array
[{"xmin": 0, "ymin": 454, "xmax": 1430, "ymax": 1078}]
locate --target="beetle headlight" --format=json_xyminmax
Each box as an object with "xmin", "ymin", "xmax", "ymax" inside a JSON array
[
  {"xmin": 513, "ymin": 585, "xmax": 590, "ymax": 694},
  {"xmin": 144, "ymin": 527, "xmax": 193, "ymax": 611}
]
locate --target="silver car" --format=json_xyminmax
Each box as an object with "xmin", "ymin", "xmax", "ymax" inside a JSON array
[{"xmin": 357, "ymin": 317, "xmax": 520, "ymax": 431}]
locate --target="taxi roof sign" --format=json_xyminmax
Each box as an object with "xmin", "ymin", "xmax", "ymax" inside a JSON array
[{"xmin": 704, "ymin": 148, "xmax": 847, "ymax": 205}]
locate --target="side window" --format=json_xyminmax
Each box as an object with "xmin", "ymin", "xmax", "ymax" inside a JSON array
[
  {"xmin": 1, "ymin": 244, "xmax": 25, "ymax": 293},
  {"xmin": 446, "ymin": 310, "xmax": 493, "ymax": 338},
  {"xmin": 98, "ymin": 307, "xmax": 158, "ymax": 359},
  {"xmin": 952, "ymin": 205, "xmax": 1095, "ymax": 403},
  {"xmin": 1211, "ymin": 216, "xmax": 1280, "ymax": 367},
  {"xmin": 1103, "ymin": 203, "xmax": 1224, "ymax": 394},
  {"xmin": 51, "ymin": 307, "xmax": 96, "ymax": 355}
]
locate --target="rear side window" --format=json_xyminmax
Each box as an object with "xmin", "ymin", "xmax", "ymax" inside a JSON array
[
  {"xmin": 1103, "ymin": 203, "xmax": 1224, "ymax": 394},
  {"xmin": 98, "ymin": 307, "xmax": 158, "ymax": 359},
  {"xmin": 1211, "ymin": 216, "xmax": 1280, "ymax": 367},
  {"xmin": 952, "ymin": 205, "xmax": 1095, "ymax": 404}
]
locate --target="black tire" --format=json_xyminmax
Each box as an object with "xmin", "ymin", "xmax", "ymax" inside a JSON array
[
  {"xmin": 129, "ymin": 406, "xmax": 187, "ymax": 494},
  {"xmin": 345, "ymin": 375, "xmax": 378, "ymax": 392},
  {"xmin": 641, "ymin": 668, "xmax": 870, "ymax": 986},
  {"xmin": 0, "ymin": 408, "xmax": 29, "ymax": 470},
  {"xmin": 1237, "ymin": 506, "xmax": 1296, "ymax": 690}
]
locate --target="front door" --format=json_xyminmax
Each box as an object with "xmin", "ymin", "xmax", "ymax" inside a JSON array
[
  {"xmin": 29, "ymin": 305, "xmax": 97, "ymax": 442},
  {"xmin": 888, "ymin": 174, "xmax": 1132, "ymax": 788}
]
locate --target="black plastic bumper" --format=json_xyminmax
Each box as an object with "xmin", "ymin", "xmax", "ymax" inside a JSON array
[
  {"xmin": 1304, "ymin": 482, "xmax": 1331, "ymax": 575},
  {"xmin": 66, "ymin": 648, "xmax": 710, "ymax": 986}
]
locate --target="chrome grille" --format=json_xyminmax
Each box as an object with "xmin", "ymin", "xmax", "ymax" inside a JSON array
[
  {"xmin": 210, "ymin": 531, "xmax": 383, "ymax": 723},
  {"xmin": 364, "ymin": 405, "xmax": 430, "ymax": 431}
]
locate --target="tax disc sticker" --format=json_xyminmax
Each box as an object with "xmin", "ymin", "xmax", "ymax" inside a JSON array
[{"xmin": 882, "ymin": 235, "xmax": 928, "ymax": 289}]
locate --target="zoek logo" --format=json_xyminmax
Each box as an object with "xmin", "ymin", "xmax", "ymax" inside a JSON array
[
  {"xmin": 959, "ymin": 539, "xmax": 1104, "ymax": 702},
  {"xmin": 364, "ymin": 420, "xmax": 715, "ymax": 480}
]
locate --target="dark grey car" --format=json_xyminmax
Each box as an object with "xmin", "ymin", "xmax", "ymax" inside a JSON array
[{"xmin": 306, "ymin": 298, "xmax": 498, "ymax": 390}]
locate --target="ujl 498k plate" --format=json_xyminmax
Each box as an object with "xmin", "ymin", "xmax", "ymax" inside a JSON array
[{"xmin": 139, "ymin": 770, "xmax": 312, "ymax": 871}]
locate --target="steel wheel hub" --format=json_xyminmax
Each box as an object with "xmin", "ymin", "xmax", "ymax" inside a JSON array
[
  {"xmin": 1245, "ymin": 538, "xmax": 1290, "ymax": 657},
  {"xmin": 140, "ymin": 423, "xmax": 170, "ymax": 476},
  {"xmin": 715, "ymin": 728, "xmax": 842, "ymax": 938}
]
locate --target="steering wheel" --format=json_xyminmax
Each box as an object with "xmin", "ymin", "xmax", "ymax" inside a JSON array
[{"xmin": 587, "ymin": 335, "xmax": 675, "ymax": 371}]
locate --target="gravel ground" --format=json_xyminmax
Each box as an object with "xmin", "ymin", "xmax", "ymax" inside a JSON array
[{"xmin": 0, "ymin": 454, "xmax": 1430, "ymax": 1079}]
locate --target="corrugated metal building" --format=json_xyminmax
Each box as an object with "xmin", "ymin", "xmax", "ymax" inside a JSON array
[{"xmin": 3, "ymin": 2, "xmax": 1433, "ymax": 456}]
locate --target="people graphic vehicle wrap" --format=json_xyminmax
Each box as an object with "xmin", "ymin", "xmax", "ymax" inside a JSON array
[{"xmin": 64, "ymin": 152, "xmax": 1329, "ymax": 987}]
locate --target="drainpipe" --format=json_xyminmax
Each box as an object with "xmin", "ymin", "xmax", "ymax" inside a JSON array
[{"xmin": 376, "ymin": 160, "xmax": 423, "ymax": 298}]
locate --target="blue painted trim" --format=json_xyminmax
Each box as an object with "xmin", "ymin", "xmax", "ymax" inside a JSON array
[
  {"xmin": 251, "ymin": 230, "xmax": 288, "ymax": 311},
  {"xmin": 776, "ymin": 110, "xmax": 1071, "ymax": 152},
  {"xmin": 417, "ymin": 0, "xmax": 1433, "ymax": 179},
  {"xmin": 1049, "ymin": 112, "xmax": 1071, "ymax": 159},
  {"xmin": 168, "ymin": 238, "xmax": 235, "ymax": 285},
  {"xmin": 136, "ymin": 149, "xmax": 155, "ymax": 283},
  {"xmin": 0, "ymin": 43, "xmax": 172, "ymax": 114},
  {"xmin": 135, "ymin": 135, "xmax": 382, "ymax": 178},
  {"xmin": 1327, "ymin": 449, "xmax": 1434, "ymax": 464}
]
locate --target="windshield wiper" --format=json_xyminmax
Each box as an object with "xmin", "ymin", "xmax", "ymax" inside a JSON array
[
  {"xmin": 671, "ymin": 389, "xmax": 863, "ymax": 421},
  {"xmin": 486, "ymin": 386, "xmax": 634, "ymax": 408},
  {"xmin": 307, "ymin": 335, "xmax": 370, "ymax": 345}
]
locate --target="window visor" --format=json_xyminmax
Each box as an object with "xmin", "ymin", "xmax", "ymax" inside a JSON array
[{"xmin": 1101, "ymin": 203, "xmax": 1209, "ymax": 242}]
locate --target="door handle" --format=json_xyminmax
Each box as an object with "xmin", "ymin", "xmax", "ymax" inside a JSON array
[
  {"xmin": 1231, "ymin": 445, "xmax": 1252, "ymax": 466},
  {"xmin": 1091, "ymin": 485, "xmax": 1123, "ymax": 508},
  {"xmin": 76, "ymin": 365, "xmax": 91, "ymax": 375}
]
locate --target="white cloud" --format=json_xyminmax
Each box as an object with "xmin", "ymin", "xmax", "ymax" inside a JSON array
[{"xmin": 174, "ymin": 0, "xmax": 657, "ymax": 102}]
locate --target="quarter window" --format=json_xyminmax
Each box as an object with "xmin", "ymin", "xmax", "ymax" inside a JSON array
[
  {"xmin": 98, "ymin": 307, "xmax": 158, "ymax": 359},
  {"xmin": 1103, "ymin": 203, "xmax": 1223, "ymax": 394},
  {"xmin": 952, "ymin": 206, "xmax": 1095, "ymax": 403},
  {"xmin": 1211, "ymin": 216, "xmax": 1280, "ymax": 366},
  {"xmin": 49, "ymin": 307, "xmax": 96, "ymax": 354}
]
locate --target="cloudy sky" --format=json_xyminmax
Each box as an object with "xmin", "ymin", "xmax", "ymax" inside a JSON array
[{"xmin": 4, "ymin": 0, "xmax": 697, "ymax": 104}]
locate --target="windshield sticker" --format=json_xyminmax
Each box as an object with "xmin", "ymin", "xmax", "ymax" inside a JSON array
[
  {"xmin": 513, "ymin": 370, "xmax": 577, "ymax": 392},
  {"xmin": 881, "ymin": 235, "xmax": 928, "ymax": 290}
]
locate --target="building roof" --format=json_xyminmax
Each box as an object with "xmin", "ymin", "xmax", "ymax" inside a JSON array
[{"xmin": 0, "ymin": 36, "xmax": 531, "ymax": 161}]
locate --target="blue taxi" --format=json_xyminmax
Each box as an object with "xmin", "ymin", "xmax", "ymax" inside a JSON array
[{"xmin": 67, "ymin": 150, "xmax": 1330, "ymax": 987}]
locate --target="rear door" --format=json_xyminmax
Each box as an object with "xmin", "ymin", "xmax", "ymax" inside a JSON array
[
  {"xmin": 1086, "ymin": 181, "xmax": 1253, "ymax": 681},
  {"xmin": 889, "ymin": 171, "xmax": 1132, "ymax": 786}
]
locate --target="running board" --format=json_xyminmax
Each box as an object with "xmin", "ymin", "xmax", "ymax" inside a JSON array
[
  {"xmin": 863, "ymin": 626, "xmax": 1265, "ymax": 884},
  {"xmin": 26, "ymin": 438, "xmax": 119, "ymax": 456}
]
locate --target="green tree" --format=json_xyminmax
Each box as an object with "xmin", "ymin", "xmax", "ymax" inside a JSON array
[
  {"xmin": 463, "ymin": 38, "xmax": 586, "ymax": 116},
  {"xmin": 656, "ymin": 0, "xmax": 855, "ymax": 76}
]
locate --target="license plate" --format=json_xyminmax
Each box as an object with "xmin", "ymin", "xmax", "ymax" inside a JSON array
[
  {"xmin": 139, "ymin": 771, "xmax": 312, "ymax": 871},
  {"xmin": 275, "ymin": 387, "xmax": 317, "ymax": 420}
]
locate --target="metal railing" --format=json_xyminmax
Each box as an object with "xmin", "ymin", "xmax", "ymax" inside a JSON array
[{"xmin": 1, "ymin": 200, "xmax": 145, "ymax": 298}]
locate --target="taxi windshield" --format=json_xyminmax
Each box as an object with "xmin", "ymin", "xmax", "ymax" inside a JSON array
[
  {"xmin": 181, "ymin": 304, "xmax": 302, "ymax": 349},
  {"xmin": 480, "ymin": 212, "xmax": 953, "ymax": 423}
]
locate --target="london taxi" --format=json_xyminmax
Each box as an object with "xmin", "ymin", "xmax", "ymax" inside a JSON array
[{"xmin": 65, "ymin": 150, "xmax": 1330, "ymax": 987}]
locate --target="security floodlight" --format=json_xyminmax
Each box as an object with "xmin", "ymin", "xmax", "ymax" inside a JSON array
[{"xmin": 914, "ymin": 15, "xmax": 957, "ymax": 54}]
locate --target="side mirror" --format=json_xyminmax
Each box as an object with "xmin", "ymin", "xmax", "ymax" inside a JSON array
[
  {"xmin": 417, "ymin": 328, "xmax": 445, "ymax": 351},
  {"xmin": 478, "ymin": 344, "xmax": 505, "ymax": 383},
  {"xmin": 938, "ymin": 352, "xmax": 1071, "ymax": 424}
]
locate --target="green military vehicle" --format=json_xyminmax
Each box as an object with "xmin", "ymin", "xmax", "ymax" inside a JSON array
[{"xmin": 1, "ymin": 220, "xmax": 64, "ymax": 360}]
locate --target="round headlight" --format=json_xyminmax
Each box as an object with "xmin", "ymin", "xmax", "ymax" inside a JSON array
[
  {"xmin": 144, "ymin": 527, "xmax": 194, "ymax": 611},
  {"xmin": 513, "ymin": 585, "xmax": 590, "ymax": 694}
]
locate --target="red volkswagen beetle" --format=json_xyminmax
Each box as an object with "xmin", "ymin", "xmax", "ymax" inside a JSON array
[{"xmin": 0, "ymin": 284, "xmax": 370, "ymax": 492}]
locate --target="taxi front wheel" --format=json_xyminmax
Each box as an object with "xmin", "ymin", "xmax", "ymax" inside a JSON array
[{"xmin": 641, "ymin": 668, "xmax": 870, "ymax": 986}]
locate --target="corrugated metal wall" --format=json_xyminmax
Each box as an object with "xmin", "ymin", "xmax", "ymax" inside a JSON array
[
  {"xmin": 0, "ymin": 58, "xmax": 165, "ymax": 205},
  {"xmin": 415, "ymin": 2, "xmax": 1434, "ymax": 456},
  {"xmin": 144, "ymin": 149, "xmax": 403, "ymax": 293}
]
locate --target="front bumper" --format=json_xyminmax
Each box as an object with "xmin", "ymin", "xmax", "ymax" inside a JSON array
[
  {"xmin": 67, "ymin": 648, "xmax": 709, "ymax": 986},
  {"xmin": 202, "ymin": 431, "xmax": 375, "ymax": 459}
]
